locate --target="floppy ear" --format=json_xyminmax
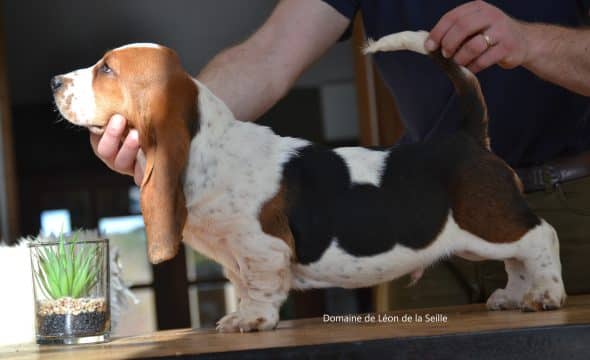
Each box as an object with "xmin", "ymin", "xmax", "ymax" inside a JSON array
[{"xmin": 139, "ymin": 74, "xmax": 198, "ymax": 264}]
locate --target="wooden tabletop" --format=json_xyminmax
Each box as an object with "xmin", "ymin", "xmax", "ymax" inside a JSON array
[{"xmin": 3, "ymin": 295, "xmax": 590, "ymax": 359}]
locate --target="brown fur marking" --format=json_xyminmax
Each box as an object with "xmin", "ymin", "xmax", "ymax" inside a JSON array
[
  {"xmin": 451, "ymin": 151, "xmax": 539, "ymax": 243},
  {"xmin": 90, "ymin": 46, "xmax": 199, "ymax": 263},
  {"xmin": 258, "ymin": 184, "xmax": 296, "ymax": 260}
]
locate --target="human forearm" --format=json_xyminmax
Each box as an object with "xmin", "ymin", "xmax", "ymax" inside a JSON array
[
  {"xmin": 196, "ymin": 38, "xmax": 291, "ymax": 122},
  {"xmin": 197, "ymin": 0, "xmax": 349, "ymax": 121},
  {"xmin": 521, "ymin": 23, "xmax": 590, "ymax": 97}
]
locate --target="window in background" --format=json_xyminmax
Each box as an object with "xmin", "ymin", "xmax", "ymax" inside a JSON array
[
  {"xmin": 40, "ymin": 209, "xmax": 72, "ymax": 237},
  {"xmin": 99, "ymin": 214, "xmax": 156, "ymax": 336},
  {"xmin": 99, "ymin": 215, "xmax": 152, "ymax": 285},
  {"xmin": 185, "ymin": 249, "xmax": 237, "ymax": 328},
  {"xmin": 128, "ymin": 186, "xmax": 141, "ymax": 214}
]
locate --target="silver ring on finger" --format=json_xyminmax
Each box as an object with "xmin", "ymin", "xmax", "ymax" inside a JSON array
[{"xmin": 481, "ymin": 33, "xmax": 495, "ymax": 49}]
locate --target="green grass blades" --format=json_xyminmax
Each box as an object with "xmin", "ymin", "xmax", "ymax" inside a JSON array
[{"xmin": 32, "ymin": 232, "xmax": 101, "ymax": 300}]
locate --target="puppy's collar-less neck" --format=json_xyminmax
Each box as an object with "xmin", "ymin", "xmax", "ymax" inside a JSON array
[{"xmin": 193, "ymin": 79, "xmax": 236, "ymax": 134}]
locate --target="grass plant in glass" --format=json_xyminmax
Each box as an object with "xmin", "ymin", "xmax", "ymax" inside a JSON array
[{"xmin": 29, "ymin": 232, "xmax": 110, "ymax": 344}]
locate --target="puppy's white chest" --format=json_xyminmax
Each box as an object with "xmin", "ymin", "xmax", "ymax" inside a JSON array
[{"xmin": 182, "ymin": 212, "xmax": 235, "ymax": 266}]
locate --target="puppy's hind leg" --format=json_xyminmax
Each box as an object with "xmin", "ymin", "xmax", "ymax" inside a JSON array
[
  {"xmin": 460, "ymin": 220, "xmax": 566, "ymax": 311},
  {"xmin": 486, "ymin": 258, "xmax": 531, "ymax": 310},
  {"xmin": 513, "ymin": 221, "xmax": 566, "ymax": 311}
]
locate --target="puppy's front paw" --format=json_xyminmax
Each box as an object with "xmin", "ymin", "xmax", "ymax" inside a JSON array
[
  {"xmin": 216, "ymin": 305, "xmax": 278, "ymax": 333},
  {"xmin": 486, "ymin": 288, "xmax": 522, "ymax": 310},
  {"xmin": 216, "ymin": 312, "xmax": 242, "ymax": 333}
]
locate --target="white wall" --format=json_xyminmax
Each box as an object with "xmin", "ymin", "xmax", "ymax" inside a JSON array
[
  {"xmin": 321, "ymin": 82, "xmax": 359, "ymax": 141},
  {"xmin": 2, "ymin": 0, "xmax": 355, "ymax": 106}
]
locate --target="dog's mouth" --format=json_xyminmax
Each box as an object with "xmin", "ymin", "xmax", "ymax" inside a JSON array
[{"xmin": 88, "ymin": 125, "xmax": 105, "ymax": 135}]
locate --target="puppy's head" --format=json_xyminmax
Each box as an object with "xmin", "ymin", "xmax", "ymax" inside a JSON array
[{"xmin": 52, "ymin": 43, "xmax": 199, "ymax": 264}]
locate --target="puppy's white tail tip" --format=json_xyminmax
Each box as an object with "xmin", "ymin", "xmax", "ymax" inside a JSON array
[
  {"xmin": 361, "ymin": 38, "xmax": 376, "ymax": 55},
  {"xmin": 363, "ymin": 30, "xmax": 430, "ymax": 55}
]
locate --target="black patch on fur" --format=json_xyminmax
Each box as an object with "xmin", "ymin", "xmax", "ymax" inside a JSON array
[
  {"xmin": 283, "ymin": 142, "xmax": 450, "ymax": 265},
  {"xmin": 282, "ymin": 146, "xmax": 348, "ymax": 264},
  {"xmin": 283, "ymin": 134, "xmax": 538, "ymax": 265}
]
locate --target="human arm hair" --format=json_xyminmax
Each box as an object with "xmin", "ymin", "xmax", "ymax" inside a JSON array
[{"xmin": 520, "ymin": 23, "xmax": 590, "ymax": 97}]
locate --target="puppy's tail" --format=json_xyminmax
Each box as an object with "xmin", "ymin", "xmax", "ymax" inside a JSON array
[{"xmin": 363, "ymin": 31, "xmax": 490, "ymax": 150}]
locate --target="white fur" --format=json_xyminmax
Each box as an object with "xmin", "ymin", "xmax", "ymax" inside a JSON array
[
  {"xmin": 292, "ymin": 214, "xmax": 565, "ymax": 311},
  {"xmin": 458, "ymin": 220, "xmax": 565, "ymax": 310},
  {"xmin": 333, "ymin": 147, "xmax": 387, "ymax": 185},
  {"xmin": 363, "ymin": 30, "xmax": 430, "ymax": 55},
  {"xmin": 292, "ymin": 214, "xmax": 456, "ymax": 290},
  {"xmin": 114, "ymin": 43, "xmax": 162, "ymax": 51},
  {"xmin": 363, "ymin": 30, "xmax": 473, "ymax": 80},
  {"xmin": 55, "ymin": 65, "xmax": 97, "ymax": 127},
  {"xmin": 182, "ymin": 80, "xmax": 307, "ymax": 332}
]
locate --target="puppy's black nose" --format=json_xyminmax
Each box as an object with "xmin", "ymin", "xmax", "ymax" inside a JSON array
[{"xmin": 50, "ymin": 76, "xmax": 63, "ymax": 92}]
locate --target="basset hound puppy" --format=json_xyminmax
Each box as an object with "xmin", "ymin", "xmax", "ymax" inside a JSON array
[{"xmin": 52, "ymin": 31, "xmax": 566, "ymax": 332}]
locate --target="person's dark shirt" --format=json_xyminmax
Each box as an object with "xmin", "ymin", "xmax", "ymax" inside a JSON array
[{"xmin": 322, "ymin": 0, "xmax": 590, "ymax": 167}]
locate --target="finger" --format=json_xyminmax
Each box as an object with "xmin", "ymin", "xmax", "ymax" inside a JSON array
[
  {"xmin": 453, "ymin": 33, "xmax": 489, "ymax": 66},
  {"xmin": 426, "ymin": 1, "xmax": 484, "ymax": 51},
  {"xmin": 441, "ymin": 16, "xmax": 491, "ymax": 58},
  {"xmin": 96, "ymin": 114, "xmax": 127, "ymax": 161},
  {"xmin": 113, "ymin": 129, "xmax": 140, "ymax": 175},
  {"xmin": 467, "ymin": 44, "xmax": 505, "ymax": 73}
]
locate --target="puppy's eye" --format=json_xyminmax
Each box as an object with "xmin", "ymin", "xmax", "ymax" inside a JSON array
[{"xmin": 99, "ymin": 63, "xmax": 112, "ymax": 74}]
